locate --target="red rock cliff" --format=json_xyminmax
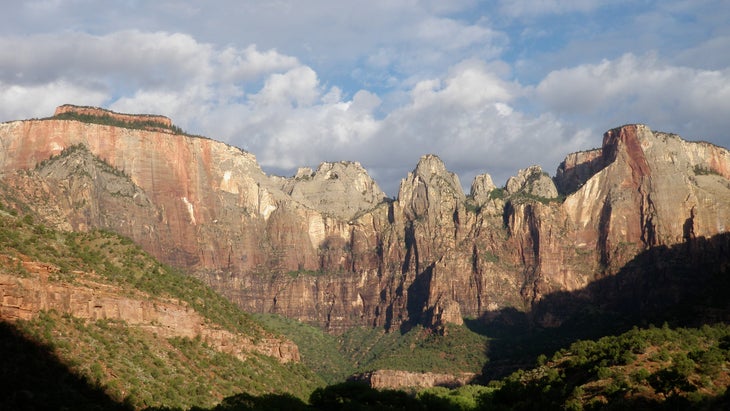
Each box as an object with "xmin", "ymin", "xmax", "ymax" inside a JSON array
[
  {"xmin": 0, "ymin": 254, "xmax": 299, "ymax": 363},
  {"xmin": 2, "ymin": 109, "xmax": 729, "ymax": 331}
]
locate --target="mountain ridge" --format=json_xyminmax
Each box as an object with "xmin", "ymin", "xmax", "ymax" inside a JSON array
[{"xmin": 1, "ymin": 107, "xmax": 729, "ymax": 334}]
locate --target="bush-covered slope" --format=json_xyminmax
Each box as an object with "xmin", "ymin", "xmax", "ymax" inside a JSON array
[
  {"xmin": 0, "ymin": 210, "xmax": 323, "ymax": 409},
  {"xmin": 479, "ymin": 323, "xmax": 730, "ymax": 410},
  {"xmin": 193, "ymin": 324, "xmax": 730, "ymax": 410},
  {"xmin": 256, "ymin": 312, "xmax": 489, "ymax": 383}
]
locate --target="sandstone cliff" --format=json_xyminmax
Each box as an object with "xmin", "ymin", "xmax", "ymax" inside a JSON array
[
  {"xmin": 1, "ymin": 109, "xmax": 729, "ymax": 332},
  {"xmin": 0, "ymin": 253, "xmax": 299, "ymax": 363},
  {"xmin": 54, "ymin": 104, "xmax": 173, "ymax": 130},
  {"xmin": 354, "ymin": 369, "xmax": 476, "ymax": 390},
  {"xmin": 281, "ymin": 161, "xmax": 387, "ymax": 220}
]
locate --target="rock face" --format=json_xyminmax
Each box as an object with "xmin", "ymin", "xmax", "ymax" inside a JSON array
[
  {"xmin": 1, "ymin": 109, "xmax": 729, "ymax": 332},
  {"xmin": 54, "ymin": 104, "xmax": 173, "ymax": 130},
  {"xmin": 470, "ymin": 173, "xmax": 497, "ymax": 204},
  {"xmin": 281, "ymin": 161, "xmax": 387, "ymax": 220},
  {"xmin": 355, "ymin": 370, "xmax": 476, "ymax": 390},
  {"xmin": 0, "ymin": 256, "xmax": 299, "ymax": 363},
  {"xmin": 505, "ymin": 165, "xmax": 558, "ymax": 199}
]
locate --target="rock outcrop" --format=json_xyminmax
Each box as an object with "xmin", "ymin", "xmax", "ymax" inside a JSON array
[
  {"xmin": 54, "ymin": 104, "xmax": 173, "ymax": 130},
  {"xmin": 281, "ymin": 161, "xmax": 387, "ymax": 220},
  {"xmin": 505, "ymin": 165, "xmax": 558, "ymax": 199},
  {"xmin": 0, "ymin": 255, "xmax": 299, "ymax": 363},
  {"xmin": 354, "ymin": 369, "xmax": 476, "ymax": 390},
  {"xmin": 1, "ymin": 109, "xmax": 729, "ymax": 332},
  {"xmin": 470, "ymin": 173, "xmax": 497, "ymax": 204}
]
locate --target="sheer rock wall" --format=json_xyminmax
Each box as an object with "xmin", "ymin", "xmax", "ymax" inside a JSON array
[{"xmin": 2, "ymin": 111, "xmax": 729, "ymax": 331}]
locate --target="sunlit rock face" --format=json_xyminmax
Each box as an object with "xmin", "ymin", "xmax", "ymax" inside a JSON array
[
  {"xmin": 282, "ymin": 161, "xmax": 387, "ymax": 220},
  {"xmin": 0, "ymin": 264, "xmax": 299, "ymax": 363},
  {"xmin": 355, "ymin": 369, "xmax": 476, "ymax": 390},
  {"xmin": 2, "ymin": 108, "xmax": 729, "ymax": 331}
]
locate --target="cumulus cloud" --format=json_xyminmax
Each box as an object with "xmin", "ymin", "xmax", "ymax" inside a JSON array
[
  {"xmin": 0, "ymin": 80, "xmax": 107, "ymax": 120},
  {"xmin": 362, "ymin": 61, "xmax": 592, "ymax": 192},
  {"xmin": 210, "ymin": 57, "xmax": 591, "ymax": 194},
  {"xmin": 0, "ymin": 28, "xmax": 594, "ymax": 196},
  {"xmin": 1, "ymin": 1, "xmax": 728, "ymax": 197},
  {"xmin": 0, "ymin": 31, "xmax": 207, "ymax": 89},
  {"xmin": 535, "ymin": 53, "xmax": 730, "ymax": 140},
  {"xmin": 252, "ymin": 66, "xmax": 321, "ymax": 108},
  {"xmin": 0, "ymin": 30, "xmax": 306, "ymax": 127}
]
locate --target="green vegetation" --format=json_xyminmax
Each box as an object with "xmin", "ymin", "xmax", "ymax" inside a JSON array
[
  {"xmin": 0, "ymin": 320, "xmax": 128, "ymax": 411},
  {"xmin": 508, "ymin": 191, "xmax": 566, "ymax": 205},
  {"xmin": 0, "ymin": 213, "xmax": 262, "ymax": 336},
  {"xmin": 480, "ymin": 251, "xmax": 500, "ymax": 263},
  {"xmin": 2, "ymin": 199, "xmax": 729, "ymax": 410},
  {"xmin": 35, "ymin": 143, "xmax": 131, "ymax": 179},
  {"xmin": 14, "ymin": 311, "xmax": 319, "ymax": 409},
  {"xmin": 693, "ymin": 165, "xmax": 722, "ymax": 176},
  {"xmin": 254, "ymin": 315, "xmax": 490, "ymax": 385},
  {"xmin": 463, "ymin": 194, "xmax": 483, "ymax": 214},
  {"xmin": 0, "ymin": 212, "xmax": 323, "ymax": 409},
  {"xmin": 487, "ymin": 185, "xmax": 566, "ymax": 206},
  {"xmin": 488, "ymin": 188, "xmax": 506, "ymax": 200},
  {"xmin": 183, "ymin": 323, "xmax": 730, "ymax": 410},
  {"xmin": 53, "ymin": 111, "xmax": 186, "ymax": 134},
  {"xmin": 349, "ymin": 325, "xmax": 489, "ymax": 374},
  {"xmin": 475, "ymin": 323, "xmax": 730, "ymax": 410},
  {"xmin": 254, "ymin": 314, "xmax": 352, "ymax": 384}
]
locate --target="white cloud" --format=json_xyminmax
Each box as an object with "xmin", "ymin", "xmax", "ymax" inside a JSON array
[
  {"xmin": 216, "ymin": 45, "xmax": 300, "ymax": 83},
  {"xmin": 362, "ymin": 62, "xmax": 591, "ymax": 192},
  {"xmin": 2, "ymin": 1, "xmax": 728, "ymax": 197},
  {"xmin": 252, "ymin": 66, "xmax": 321, "ymax": 108},
  {"xmin": 0, "ymin": 27, "xmax": 593, "ymax": 195},
  {"xmin": 183, "ymin": 56, "xmax": 590, "ymax": 194},
  {"xmin": 0, "ymin": 80, "xmax": 107, "ymax": 120},
  {"xmin": 0, "ymin": 31, "xmax": 208, "ymax": 90},
  {"xmin": 535, "ymin": 53, "xmax": 730, "ymax": 140},
  {"xmin": 0, "ymin": 30, "xmax": 299, "ymax": 95}
]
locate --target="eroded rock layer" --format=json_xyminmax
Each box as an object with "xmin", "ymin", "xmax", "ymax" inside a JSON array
[{"xmin": 0, "ymin": 255, "xmax": 299, "ymax": 363}]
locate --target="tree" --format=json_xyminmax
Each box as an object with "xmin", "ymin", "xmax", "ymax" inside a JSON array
[{"xmin": 648, "ymin": 368, "xmax": 696, "ymax": 399}]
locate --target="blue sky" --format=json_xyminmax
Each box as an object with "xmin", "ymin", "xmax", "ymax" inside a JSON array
[{"xmin": 1, "ymin": 0, "xmax": 729, "ymax": 195}]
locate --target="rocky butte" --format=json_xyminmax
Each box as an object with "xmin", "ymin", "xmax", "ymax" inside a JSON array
[{"xmin": 1, "ymin": 106, "xmax": 729, "ymax": 335}]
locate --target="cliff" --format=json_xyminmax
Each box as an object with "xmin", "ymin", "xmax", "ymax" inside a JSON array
[
  {"xmin": 0, "ymin": 253, "xmax": 299, "ymax": 363},
  {"xmin": 54, "ymin": 104, "xmax": 173, "ymax": 130},
  {"xmin": 355, "ymin": 369, "xmax": 476, "ymax": 390},
  {"xmin": 1, "ymin": 109, "xmax": 729, "ymax": 332}
]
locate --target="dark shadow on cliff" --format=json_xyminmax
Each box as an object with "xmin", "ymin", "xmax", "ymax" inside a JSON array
[
  {"xmin": 401, "ymin": 263, "xmax": 434, "ymax": 334},
  {"xmin": 470, "ymin": 232, "xmax": 730, "ymax": 381},
  {"xmin": 0, "ymin": 320, "xmax": 129, "ymax": 410}
]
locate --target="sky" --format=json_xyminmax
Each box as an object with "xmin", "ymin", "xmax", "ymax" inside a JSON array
[{"xmin": 1, "ymin": 1, "xmax": 729, "ymax": 195}]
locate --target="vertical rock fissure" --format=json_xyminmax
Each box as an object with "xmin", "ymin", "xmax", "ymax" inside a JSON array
[
  {"xmin": 639, "ymin": 180, "xmax": 658, "ymax": 248},
  {"xmin": 598, "ymin": 198, "xmax": 612, "ymax": 269},
  {"xmin": 683, "ymin": 206, "xmax": 696, "ymax": 242},
  {"xmin": 471, "ymin": 243, "xmax": 483, "ymax": 313}
]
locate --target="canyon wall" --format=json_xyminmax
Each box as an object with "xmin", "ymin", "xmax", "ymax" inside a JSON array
[
  {"xmin": 1, "ymin": 110, "xmax": 729, "ymax": 332},
  {"xmin": 0, "ymin": 255, "xmax": 299, "ymax": 363}
]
